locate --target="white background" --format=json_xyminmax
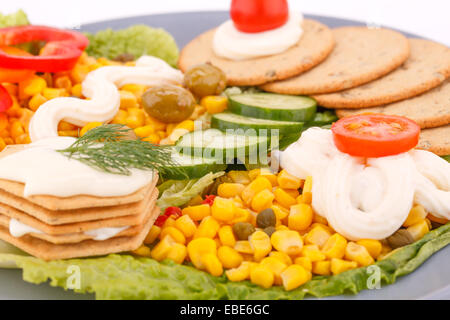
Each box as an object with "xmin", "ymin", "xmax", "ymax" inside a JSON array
[{"xmin": 2, "ymin": 0, "xmax": 450, "ymax": 46}]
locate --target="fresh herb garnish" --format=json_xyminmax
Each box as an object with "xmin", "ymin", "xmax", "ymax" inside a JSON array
[{"xmin": 58, "ymin": 124, "xmax": 187, "ymax": 178}]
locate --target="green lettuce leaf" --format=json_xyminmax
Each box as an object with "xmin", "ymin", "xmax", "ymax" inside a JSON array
[
  {"xmin": 85, "ymin": 25, "xmax": 179, "ymax": 66},
  {"xmin": 442, "ymin": 155, "xmax": 450, "ymax": 162},
  {"xmin": 0, "ymin": 9, "xmax": 29, "ymax": 28},
  {"xmin": 156, "ymin": 171, "xmax": 225, "ymax": 210},
  {"xmin": 0, "ymin": 223, "xmax": 448, "ymax": 300}
]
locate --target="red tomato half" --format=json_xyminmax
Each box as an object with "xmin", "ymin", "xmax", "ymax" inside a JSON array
[
  {"xmin": 231, "ymin": 0, "xmax": 289, "ymax": 33},
  {"xmin": 331, "ymin": 114, "xmax": 421, "ymax": 158}
]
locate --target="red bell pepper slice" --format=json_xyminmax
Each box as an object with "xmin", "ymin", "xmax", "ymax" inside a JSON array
[
  {"xmin": 0, "ymin": 25, "xmax": 89, "ymax": 73},
  {"xmin": 0, "ymin": 46, "xmax": 35, "ymax": 83},
  {"xmin": 0, "ymin": 84, "xmax": 13, "ymax": 112},
  {"xmin": 202, "ymin": 195, "xmax": 216, "ymax": 206}
]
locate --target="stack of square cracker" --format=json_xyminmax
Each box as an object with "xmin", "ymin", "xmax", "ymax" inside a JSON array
[{"xmin": 0, "ymin": 176, "xmax": 159, "ymax": 261}]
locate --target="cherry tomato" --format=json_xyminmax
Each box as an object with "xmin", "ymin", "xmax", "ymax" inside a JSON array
[
  {"xmin": 164, "ymin": 206, "xmax": 182, "ymax": 219},
  {"xmin": 331, "ymin": 114, "xmax": 421, "ymax": 158},
  {"xmin": 230, "ymin": 0, "xmax": 289, "ymax": 33},
  {"xmin": 202, "ymin": 195, "xmax": 216, "ymax": 206}
]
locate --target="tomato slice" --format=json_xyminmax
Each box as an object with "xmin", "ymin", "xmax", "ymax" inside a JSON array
[
  {"xmin": 331, "ymin": 114, "xmax": 420, "ymax": 158},
  {"xmin": 231, "ymin": 0, "xmax": 289, "ymax": 33}
]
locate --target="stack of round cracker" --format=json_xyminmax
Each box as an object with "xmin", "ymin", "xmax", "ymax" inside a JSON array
[
  {"xmin": 180, "ymin": 21, "xmax": 450, "ymax": 156},
  {"xmin": 0, "ymin": 176, "xmax": 160, "ymax": 261}
]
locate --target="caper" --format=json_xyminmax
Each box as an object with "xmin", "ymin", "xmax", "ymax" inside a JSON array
[
  {"xmin": 263, "ymin": 226, "xmax": 276, "ymax": 237},
  {"xmin": 256, "ymin": 208, "xmax": 276, "ymax": 229},
  {"xmin": 387, "ymin": 229, "xmax": 415, "ymax": 249},
  {"xmin": 142, "ymin": 84, "xmax": 196, "ymax": 123},
  {"xmin": 113, "ymin": 53, "xmax": 135, "ymax": 62},
  {"xmin": 232, "ymin": 222, "xmax": 256, "ymax": 240},
  {"xmin": 184, "ymin": 63, "xmax": 227, "ymax": 98}
]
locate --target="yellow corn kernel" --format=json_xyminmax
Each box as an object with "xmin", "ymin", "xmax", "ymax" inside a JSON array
[
  {"xmin": 200, "ymin": 96, "xmax": 228, "ymax": 114},
  {"xmin": 284, "ymin": 189, "xmax": 300, "ymax": 198},
  {"xmin": 251, "ymin": 189, "xmax": 274, "ymax": 212},
  {"xmin": 14, "ymin": 134, "xmax": 31, "ymax": 145},
  {"xmin": 121, "ymin": 84, "xmax": 146, "ymax": 97},
  {"xmin": 241, "ymin": 176, "xmax": 272, "ymax": 205},
  {"xmin": 4, "ymin": 137, "xmax": 13, "ymax": 145},
  {"xmin": 58, "ymin": 121, "xmax": 77, "ymax": 131},
  {"xmin": 322, "ymin": 233, "xmax": 347, "ymax": 259},
  {"xmin": 194, "ymin": 216, "xmax": 220, "ymax": 239},
  {"xmin": 218, "ymin": 183, "xmax": 245, "ymax": 198},
  {"xmin": 274, "ymin": 188, "xmax": 297, "ymax": 208},
  {"xmin": 211, "ymin": 197, "xmax": 235, "ymax": 222},
  {"xmin": 111, "ymin": 109, "xmax": 128, "ymax": 124},
  {"xmin": 71, "ymin": 83, "xmax": 83, "ymax": 97},
  {"xmin": 132, "ymin": 245, "xmax": 152, "ymax": 257},
  {"xmin": 301, "ymin": 176, "xmax": 313, "ymax": 204},
  {"xmin": 28, "ymin": 93, "xmax": 48, "ymax": 112},
  {"xmin": 294, "ymin": 256, "xmax": 312, "ymax": 271},
  {"xmin": 234, "ymin": 240, "xmax": 254, "ymax": 255},
  {"xmin": 134, "ymin": 125, "xmax": 155, "ymax": 138},
  {"xmin": 258, "ymin": 168, "xmax": 278, "ymax": 186},
  {"xmin": 19, "ymin": 76, "xmax": 47, "ymax": 97},
  {"xmin": 186, "ymin": 195, "xmax": 202, "ymax": 207},
  {"xmin": 249, "ymin": 230, "xmax": 272, "ymax": 261},
  {"xmin": 304, "ymin": 225, "xmax": 331, "ymax": 249},
  {"xmin": 145, "ymin": 115, "xmax": 166, "ymax": 131},
  {"xmin": 260, "ymin": 256, "xmax": 287, "ymax": 285},
  {"xmin": 201, "ymin": 253, "xmax": 223, "ymax": 276},
  {"xmin": 80, "ymin": 122, "xmax": 103, "ymax": 136},
  {"xmin": 125, "ymin": 108, "xmax": 146, "ymax": 128},
  {"xmin": 144, "ymin": 225, "xmax": 161, "ymax": 244},
  {"xmin": 157, "ymin": 130, "xmax": 167, "ymax": 139},
  {"xmin": 42, "ymin": 88, "xmax": 67, "ymax": 100},
  {"xmin": 228, "ymin": 171, "xmax": 251, "ymax": 185},
  {"xmin": 345, "ymin": 242, "xmax": 375, "ymax": 267},
  {"xmin": 301, "ymin": 244, "xmax": 326, "ymax": 262},
  {"xmin": 232, "ymin": 195, "xmax": 244, "ymax": 208},
  {"xmin": 248, "ymin": 168, "xmax": 261, "ymax": 180},
  {"xmin": 162, "ymin": 217, "xmax": 176, "ymax": 229},
  {"xmin": 288, "ymin": 204, "xmax": 313, "ymax": 231},
  {"xmin": 356, "ymin": 239, "xmax": 382, "ymax": 259},
  {"xmin": 230, "ymin": 207, "xmax": 251, "ymax": 224},
  {"xmin": 166, "ymin": 243, "xmax": 187, "ymax": 264},
  {"xmin": 299, "ymin": 191, "xmax": 312, "ymax": 205},
  {"xmin": 330, "ymin": 258, "xmax": 358, "ymax": 275},
  {"xmin": 218, "ymin": 246, "xmax": 243, "ymax": 269},
  {"xmin": 226, "ymin": 261, "xmax": 252, "ymax": 282},
  {"xmin": 54, "ymin": 76, "xmax": 72, "ymax": 91},
  {"xmin": 277, "ymin": 170, "xmax": 302, "ymax": 190},
  {"xmin": 119, "ymin": 90, "xmax": 139, "ymax": 109},
  {"xmin": 182, "ymin": 204, "xmax": 211, "ymax": 221},
  {"xmin": 10, "ymin": 121, "xmax": 25, "ymax": 139},
  {"xmin": 271, "ymin": 230, "xmax": 303, "ymax": 256},
  {"xmin": 0, "ymin": 138, "xmax": 6, "ymax": 151},
  {"xmin": 271, "ymin": 204, "xmax": 290, "ymax": 221},
  {"xmin": 407, "ymin": 220, "xmax": 430, "ymax": 241},
  {"xmin": 58, "ymin": 130, "xmax": 79, "ymax": 137},
  {"xmin": 218, "ymin": 225, "xmax": 236, "ymax": 247},
  {"xmin": 281, "ymin": 264, "xmax": 312, "ymax": 291},
  {"xmin": 313, "ymin": 213, "xmax": 328, "ymax": 225},
  {"xmin": 160, "ymin": 226, "xmax": 186, "ymax": 244},
  {"xmin": 174, "ymin": 215, "xmax": 197, "ymax": 238},
  {"xmin": 250, "ymin": 265, "xmax": 274, "ymax": 289},
  {"xmin": 70, "ymin": 64, "xmax": 90, "ymax": 83},
  {"xmin": 269, "ymin": 251, "xmax": 292, "ymax": 265},
  {"xmin": 151, "ymin": 235, "xmax": 176, "ymax": 261},
  {"xmin": 312, "ymin": 260, "xmax": 331, "ymax": 276},
  {"xmin": 403, "ymin": 205, "xmax": 428, "ymax": 228},
  {"xmin": 187, "ymin": 237, "xmax": 217, "ymax": 269},
  {"xmin": 143, "ymin": 134, "xmax": 161, "ymax": 144},
  {"xmin": 214, "ymin": 237, "xmax": 222, "ymax": 249},
  {"xmin": 175, "ymin": 120, "xmax": 195, "ymax": 132},
  {"xmin": 2, "ymin": 83, "xmax": 17, "ymax": 96}
]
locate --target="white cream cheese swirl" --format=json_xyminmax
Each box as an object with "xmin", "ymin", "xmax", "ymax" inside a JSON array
[
  {"xmin": 29, "ymin": 56, "xmax": 183, "ymax": 142},
  {"xmin": 280, "ymin": 128, "xmax": 450, "ymax": 241},
  {"xmin": 213, "ymin": 12, "xmax": 304, "ymax": 60}
]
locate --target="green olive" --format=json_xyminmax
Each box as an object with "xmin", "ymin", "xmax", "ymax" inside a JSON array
[
  {"xmin": 263, "ymin": 226, "xmax": 276, "ymax": 237},
  {"xmin": 256, "ymin": 208, "xmax": 276, "ymax": 229},
  {"xmin": 184, "ymin": 64, "xmax": 227, "ymax": 98},
  {"xmin": 142, "ymin": 84, "xmax": 196, "ymax": 123},
  {"xmin": 232, "ymin": 222, "xmax": 256, "ymax": 241}
]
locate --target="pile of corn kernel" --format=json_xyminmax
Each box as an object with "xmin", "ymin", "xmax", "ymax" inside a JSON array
[
  {"xmin": 0, "ymin": 52, "xmax": 228, "ymax": 150},
  {"xmin": 137, "ymin": 168, "xmax": 435, "ymax": 291}
]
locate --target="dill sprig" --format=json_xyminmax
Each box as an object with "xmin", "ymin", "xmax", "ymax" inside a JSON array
[{"xmin": 58, "ymin": 124, "xmax": 187, "ymax": 178}]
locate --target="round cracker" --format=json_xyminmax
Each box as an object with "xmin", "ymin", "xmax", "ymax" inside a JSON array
[
  {"xmin": 314, "ymin": 39, "xmax": 450, "ymax": 109},
  {"xmin": 417, "ymin": 125, "xmax": 450, "ymax": 156},
  {"xmin": 178, "ymin": 19, "xmax": 335, "ymax": 86},
  {"xmin": 336, "ymin": 80, "xmax": 450, "ymax": 129},
  {"xmin": 261, "ymin": 27, "xmax": 410, "ymax": 95}
]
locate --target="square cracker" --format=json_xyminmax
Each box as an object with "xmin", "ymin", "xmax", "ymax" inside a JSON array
[
  {"xmin": 0, "ymin": 188, "xmax": 158, "ymax": 235},
  {"xmin": 0, "ymin": 174, "xmax": 158, "ymax": 211},
  {"xmin": 0, "ymin": 206, "xmax": 160, "ymax": 260}
]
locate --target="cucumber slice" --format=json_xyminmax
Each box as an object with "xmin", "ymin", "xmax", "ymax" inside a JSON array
[
  {"xmin": 211, "ymin": 112, "xmax": 304, "ymax": 136},
  {"xmin": 305, "ymin": 111, "xmax": 338, "ymax": 128},
  {"xmin": 176, "ymin": 129, "xmax": 270, "ymax": 164},
  {"xmin": 163, "ymin": 151, "xmax": 227, "ymax": 180},
  {"xmin": 228, "ymin": 93, "xmax": 317, "ymax": 122}
]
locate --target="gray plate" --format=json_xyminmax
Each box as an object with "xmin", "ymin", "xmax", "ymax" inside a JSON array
[{"xmin": 0, "ymin": 11, "xmax": 448, "ymax": 300}]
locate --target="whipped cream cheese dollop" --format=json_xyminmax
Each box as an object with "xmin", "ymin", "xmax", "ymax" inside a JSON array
[
  {"xmin": 213, "ymin": 12, "xmax": 304, "ymax": 61},
  {"xmin": 29, "ymin": 56, "xmax": 183, "ymax": 142},
  {"xmin": 279, "ymin": 128, "xmax": 450, "ymax": 241},
  {"xmin": 0, "ymin": 137, "xmax": 154, "ymax": 197}
]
